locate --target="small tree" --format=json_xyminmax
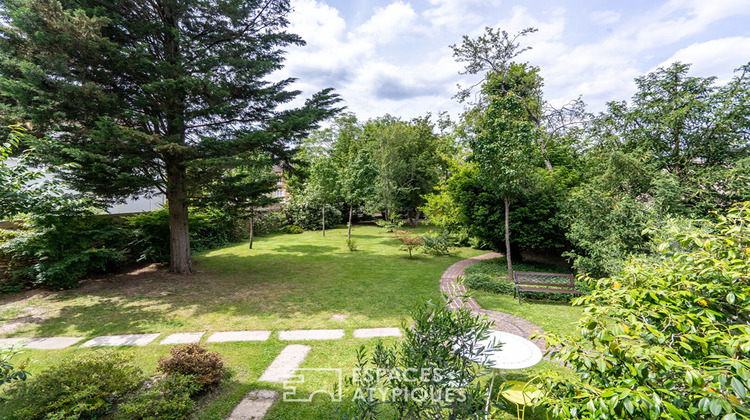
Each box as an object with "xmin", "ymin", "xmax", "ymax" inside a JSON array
[{"xmin": 341, "ymin": 150, "xmax": 377, "ymax": 240}]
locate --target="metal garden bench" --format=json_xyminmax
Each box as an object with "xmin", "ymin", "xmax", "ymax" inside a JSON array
[{"xmin": 512, "ymin": 271, "xmax": 582, "ymax": 304}]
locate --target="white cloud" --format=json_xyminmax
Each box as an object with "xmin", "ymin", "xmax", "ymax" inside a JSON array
[
  {"xmin": 423, "ymin": 0, "xmax": 502, "ymax": 28},
  {"xmin": 656, "ymin": 37, "xmax": 750, "ymax": 83},
  {"xmin": 356, "ymin": 2, "xmax": 422, "ymax": 44},
  {"xmin": 589, "ymin": 10, "xmax": 620, "ymax": 25}
]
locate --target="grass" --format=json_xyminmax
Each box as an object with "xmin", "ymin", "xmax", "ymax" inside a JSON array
[{"xmin": 0, "ymin": 224, "xmax": 584, "ymax": 419}]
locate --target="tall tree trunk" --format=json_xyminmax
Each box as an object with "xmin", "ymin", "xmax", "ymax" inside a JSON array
[
  {"xmin": 248, "ymin": 215, "xmax": 254, "ymax": 250},
  {"xmin": 322, "ymin": 202, "xmax": 326, "ymax": 237},
  {"xmin": 414, "ymin": 209, "xmax": 421, "ymax": 227},
  {"xmin": 347, "ymin": 204, "xmax": 353, "ymax": 240},
  {"xmin": 504, "ymin": 196, "xmax": 513, "ymax": 278},
  {"xmin": 166, "ymin": 161, "xmax": 193, "ymax": 274}
]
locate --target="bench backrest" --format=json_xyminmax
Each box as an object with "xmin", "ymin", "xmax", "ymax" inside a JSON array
[{"xmin": 512, "ymin": 271, "xmax": 575, "ymax": 288}]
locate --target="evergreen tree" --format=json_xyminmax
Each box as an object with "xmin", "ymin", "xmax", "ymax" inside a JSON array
[{"xmin": 0, "ymin": 0, "xmax": 340, "ymax": 273}]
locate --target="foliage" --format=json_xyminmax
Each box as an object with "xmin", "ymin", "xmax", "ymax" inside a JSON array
[
  {"xmin": 0, "ymin": 347, "xmax": 28, "ymax": 388},
  {"xmin": 538, "ymin": 202, "xmax": 750, "ymax": 419},
  {"xmin": 127, "ymin": 208, "xmax": 244, "ymax": 264},
  {"xmin": 253, "ymin": 211, "xmax": 288, "ymax": 236},
  {"xmin": 285, "ymin": 193, "xmax": 343, "ymax": 230},
  {"xmin": 362, "ymin": 115, "xmax": 447, "ymax": 226},
  {"xmin": 283, "ymin": 224, "xmax": 304, "ymax": 234},
  {"xmin": 393, "ymin": 230, "xmax": 424, "ymax": 258},
  {"xmin": 0, "ymin": 0, "xmax": 341, "ymax": 273},
  {"xmin": 345, "ymin": 238, "xmax": 358, "ymax": 252},
  {"xmin": 114, "ymin": 374, "xmax": 200, "ymax": 420},
  {"xmin": 1, "ymin": 213, "xmax": 127, "ymax": 289},
  {"xmin": 1, "ymin": 349, "xmax": 141, "ymax": 419},
  {"xmin": 339, "ymin": 299, "xmax": 498, "ymax": 419},
  {"xmin": 157, "ymin": 344, "xmax": 224, "ymax": 393},
  {"xmin": 375, "ymin": 217, "xmax": 403, "ymax": 233},
  {"xmin": 421, "ymin": 230, "xmax": 453, "ymax": 255}
]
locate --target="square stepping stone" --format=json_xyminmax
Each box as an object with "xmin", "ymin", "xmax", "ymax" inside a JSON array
[
  {"xmin": 278, "ymin": 329, "xmax": 344, "ymax": 341},
  {"xmin": 24, "ymin": 337, "xmax": 84, "ymax": 349},
  {"xmin": 353, "ymin": 327, "xmax": 402, "ymax": 338},
  {"xmin": 160, "ymin": 332, "xmax": 205, "ymax": 345},
  {"xmin": 206, "ymin": 331, "xmax": 271, "ymax": 343},
  {"xmin": 227, "ymin": 390, "xmax": 279, "ymax": 420},
  {"xmin": 80, "ymin": 333, "xmax": 160, "ymax": 347},
  {"xmin": 259, "ymin": 344, "xmax": 311, "ymax": 383},
  {"xmin": 0, "ymin": 338, "xmax": 27, "ymax": 347}
]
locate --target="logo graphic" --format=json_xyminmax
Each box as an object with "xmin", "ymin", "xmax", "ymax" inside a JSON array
[{"xmin": 283, "ymin": 368, "xmax": 343, "ymax": 402}]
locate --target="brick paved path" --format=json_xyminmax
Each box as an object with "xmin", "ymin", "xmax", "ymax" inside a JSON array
[{"xmin": 440, "ymin": 252, "xmax": 548, "ymax": 353}]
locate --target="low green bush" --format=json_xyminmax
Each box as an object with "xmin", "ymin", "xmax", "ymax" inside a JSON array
[
  {"xmin": 0, "ymin": 347, "xmax": 29, "ymax": 388},
  {"xmin": 0, "ymin": 349, "xmax": 142, "ymax": 419},
  {"xmin": 421, "ymin": 230, "xmax": 453, "ymax": 255},
  {"xmin": 157, "ymin": 344, "xmax": 224, "ymax": 393},
  {"xmin": 114, "ymin": 374, "xmax": 199, "ymax": 420},
  {"xmin": 283, "ymin": 224, "xmax": 303, "ymax": 234},
  {"xmin": 253, "ymin": 211, "xmax": 288, "ymax": 235},
  {"xmin": 127, "ymin": 208, "xmax": 244, "ymax": 263},
  {"xmin": 0, "ymin": 213, "xmax": 127, "ymax": 289},
  {"xmin": 375, "ymin": 217, "xmax": 403, "ymax": 232},
  {"xmin": 284, "ymin": 196, "xmax": 342, "ymax": 230},
  {"xmin": 345, "ymin": 238, "xmax": 358, "ymax": 251}
]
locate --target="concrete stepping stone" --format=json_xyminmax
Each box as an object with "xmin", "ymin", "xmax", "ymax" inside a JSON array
[
  {"xmin": 0, "ymin": 338, "xmax": 27, "ymax": 347},
  {"xmin": 160, "ymin": 332, "xmax": 205, "ymax": 345},
  {"xmin": 0, "ymin": 337, "xmax": 84, "ymax": 349},
  {"xmin": 207, "ymin": 331, "xmax": 271, "ymax": 343},
  {"xmin": 81, "ymin": 333, "xmax": 160, "ymax": 347},
  {"xmin": 227, "ymin": 389, "xmax": 279, "ymax": 420},
  {"xmin": 353, "ymin": 327, "xmax": 402, "ymax": 338},
  {"xmin": 278, "ymin": 329, "xmax": 344, "ymax": 341},
  {"xmin": 259, "ymin": 344, "xmax": 311, "ymax": 383}
]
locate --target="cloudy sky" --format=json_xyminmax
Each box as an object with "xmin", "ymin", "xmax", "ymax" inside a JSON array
[{"xmin": 277, "ymin": 0, "xmax": 750, "ymax": 121}]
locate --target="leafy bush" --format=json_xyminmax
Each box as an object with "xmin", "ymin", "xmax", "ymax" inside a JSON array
[
  {"xmin": 157, "ymin": 344, "xmax": 224, "ymax": 393},
  {"xmin": 0, "ymin": 347, "xmax": 29, "ymax": 388},
  {"xmin": 284, "ymin": 195, "xmax": 342, "ymax": 230},
  {"xmin": 114, "ymin": 374, "xmax": 199, "ymax": 420},
  {"xmin": 339, "ymin": 298, "xmax": 497, "ymax": 419},
  {"xmin": 283, "ymin": 224, "xmax": 303, "ymax": 234},
  {"xmin": 1, "ymin": 213, "xmax": 127, "ymax": 289},
  {"xmin": 1, "ymin": 349, "xmax": 141, "ymax": 419},
  {"xmin": 538, "ymin": 203, "xmax": 750, "ymax": 419},
  {"xmin": 421, "ymin": 230, "xmax": 453, "ymax": 255},
  {"xmin": 345, "ymin": 238, "xmax": 358, "ymax": 251},
  {"xmin": 127, "ymin": 208, "xmax": 243, "ymax": 263},
  {"xmin": 375, "ymin": 217, "xmax": 403, "ymax": 232},
  {"xmin": 252, "ymin": 211, "xmax": 288, "ymax": 235}
]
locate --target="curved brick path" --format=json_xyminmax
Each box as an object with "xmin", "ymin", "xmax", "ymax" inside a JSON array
[{"xmin": 440, "ymin": 252, "xmax": 547, "ymax": 353}]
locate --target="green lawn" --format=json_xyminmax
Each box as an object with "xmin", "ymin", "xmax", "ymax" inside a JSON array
[{"xmin": 0, "ymin": 225, "xmax": 582, "ymax": 419}]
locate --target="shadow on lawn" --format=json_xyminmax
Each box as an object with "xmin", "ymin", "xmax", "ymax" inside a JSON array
[{"xmin": 0, "ymin": 238, "xmax": 465, "ymax": 337}]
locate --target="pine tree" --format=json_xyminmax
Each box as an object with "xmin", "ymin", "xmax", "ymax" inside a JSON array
[{"xmin": 0, "ymin": 0, "xmax": 340, "ymax": 274}]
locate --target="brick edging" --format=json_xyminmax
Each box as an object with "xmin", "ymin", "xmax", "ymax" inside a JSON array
[{"xmin": 440, "ymin": 252, "xmax": 547, "ymax": 352}]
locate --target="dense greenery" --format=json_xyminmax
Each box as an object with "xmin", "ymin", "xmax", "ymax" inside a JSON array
[
  {"xmin": 0, "ymin": 0, "xmax": 340, "ymax": 274},
  {"xmin": 538, "ymin": 203, "xmax": 750, "ymax": 419}
]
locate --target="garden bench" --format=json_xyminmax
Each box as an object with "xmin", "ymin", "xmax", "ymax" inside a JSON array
[{"xmin": 512, "ymin": 271, "xmax": 582, "ymax": 304}]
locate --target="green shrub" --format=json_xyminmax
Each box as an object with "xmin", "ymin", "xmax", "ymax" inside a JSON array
[
  {"xmin": 345, "ymin": 238, "xmax": 358, "ymax": 251},
  {"xmin": 114, "ymin": 374, "xmax": 199, "ymax": 420},
  {"xmin": 421, "ymin": 230, "xmax": 453, "ymax": 255},
  {"xmin": 1, "ymin": 349, "xmax": 141, "ymax": 419},
  {"xmin": 284, "ymin": 195, "xmax": 342, "ymax": 230},
  {"xmin": 340, "ymin": 298, "xmax": 496, "ymax": 418},
  {"xmin": 127, "ymin": 208, "xmax": 243, "ymax": 263},
  {"xmin": 157, "ymin": 344, "xmax": 224, "ymax": 393},
  {"xmin": 283, "ymin": 224, "xmax": 303, "ymax": 234},
  {"xmin": 0, "ymin": 347, "xmax": 29, "ymax": 388},
  {"xmin": 0, "ymin": 213, "xmax": 127, "ymax": 289},
  {"xmin": 375, "ymin": 217, "xmax": 403, "ymax": 232},
  {"xmin": 253, "ymin": 211, "xmax": 288, "ymax": 235}
]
